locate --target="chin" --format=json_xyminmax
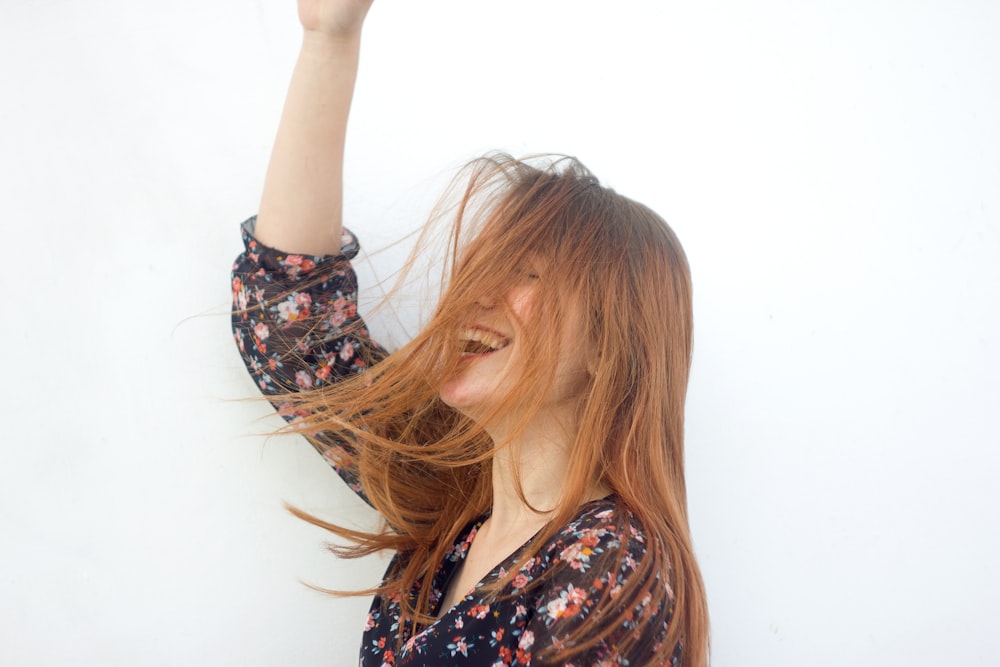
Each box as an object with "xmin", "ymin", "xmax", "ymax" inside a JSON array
[{"xmin": 439, "ymin": 383, "xmax": 493, "ymax": 423}]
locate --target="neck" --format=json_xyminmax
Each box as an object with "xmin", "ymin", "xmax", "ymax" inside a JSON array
[{"xmin": 482, "ymin": 401, "xmax": 610, "ymax": 536}]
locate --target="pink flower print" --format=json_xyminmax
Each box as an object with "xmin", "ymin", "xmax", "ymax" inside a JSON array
[
  {"xmin": 512, "ymin": 573, "xmax": 529, "ymax": 590},
  {"xmin": 328, "ymin": 309, "xmax": 346, "ymax": 328},
  {"xmin": 253, "ymin": 323, "xmax": 269, "ymax": 341},
  {"xmin": 295, "ymin": 292, "xmax": 312, "ymax": 309},
  {"xmin": 315, "ymin": 366, "xmax": 331, "ymax": 381},
  {"xmin": 553, "ymin": 584, "xmax": 587, "ymax": 618},
  {"xmin": 231, "ymin": 277, "xmax": 247, "ymax": 309},
  {"xmin": 328, "ymin": 296, "xmax": 348, "ymax": 328},
  {"xmin": 284, "ymin": 254, "xmax": 303, "ymax": 266},
  {"xmin": 560, "ymin": 541, "xmax": 582, "ymax": 561},
  {"xmin": 339, "ymin": 340, "xmax": 355, "ymax": 361},
  {"xmin": 455, "ymin": 617, "xmax": 464, "ymax": 629},
  {"xmin": 469, "ymin": 604, "xmax": 490, "ymax": 619},
  {"xmin": 294, "ymin": 370, "xmax": 313, "ymax": 389},
  {"xmin": 518, "ymin": 630, "xmax": 535, "ymax": 651},
  {"xmin": 364, "ymin": 612, "xmax": 374, "ymax": 631}
]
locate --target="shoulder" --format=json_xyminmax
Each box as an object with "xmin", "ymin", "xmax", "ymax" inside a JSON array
[
  {"xmin": 541, "ymin": 496, "xmax": 649, "ymax": 573},
  {"xmin": 519, "ymin": 497, "xmax": 674, "ymax": 663},
  {"xmin": 529, "ymin": 496, "xmax": 658, "ymax": 612}
]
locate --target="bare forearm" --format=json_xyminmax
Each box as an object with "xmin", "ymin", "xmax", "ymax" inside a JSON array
[{"xmin": 255, "ymin": 31, "xmax": 362, "ymax": 256}]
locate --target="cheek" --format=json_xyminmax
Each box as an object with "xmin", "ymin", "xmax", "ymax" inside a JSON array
[{"xmin": 506, "ymin": 285, "xmax": 538, "ymax": 323}]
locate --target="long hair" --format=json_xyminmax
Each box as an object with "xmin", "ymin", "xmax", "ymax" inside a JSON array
[{"xmin": 281, "ymin": 154, "xmax": 708, "ymax": 665}]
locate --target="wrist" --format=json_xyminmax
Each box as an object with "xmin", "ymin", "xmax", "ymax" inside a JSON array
[
  {"xmin": 297, "ymin": 29, "xmax": 363, "ymax": 66},
  {"xmin": 301, "ymin": 27, "xmax": 363, "ymax": 51}
]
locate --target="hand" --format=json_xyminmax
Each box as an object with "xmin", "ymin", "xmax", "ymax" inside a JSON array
[{"xmin": 297, "ymin": 0, "xmax": 374, "ymax": 40}]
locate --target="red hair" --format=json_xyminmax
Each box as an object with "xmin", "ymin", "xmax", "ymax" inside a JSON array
[{"xmin": 281, "ymin": 154, "xmax": 708, "ymax": 665}]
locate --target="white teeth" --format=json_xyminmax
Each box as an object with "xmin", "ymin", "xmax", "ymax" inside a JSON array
[{"xmin": 458, "ymin": 328, "xmax": 509, "ymax": 352}]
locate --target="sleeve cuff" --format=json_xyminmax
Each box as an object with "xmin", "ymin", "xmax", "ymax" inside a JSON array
[{"xmin": 239, "ymin": 215, "xmax": 362, "ymax": 279}]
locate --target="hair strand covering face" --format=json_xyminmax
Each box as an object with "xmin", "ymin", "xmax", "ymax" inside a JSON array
[{"xmin": 274, "ymin": 154, "xmax": 709, "ymax": 666}]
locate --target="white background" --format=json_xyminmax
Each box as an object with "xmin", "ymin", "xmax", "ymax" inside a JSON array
[{"xmin": 2, "ymin": 1, "xmax": 998, "ymax": 665}]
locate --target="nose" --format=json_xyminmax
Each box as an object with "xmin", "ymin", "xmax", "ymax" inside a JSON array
[{"xmin": 475, "ymin": 293, "xmax": 499, "ymax": 310}]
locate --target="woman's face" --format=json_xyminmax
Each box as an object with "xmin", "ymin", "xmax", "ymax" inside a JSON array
[{"xmin": 438, "ymin": 275, "xmax": 591, "ymax": 423}]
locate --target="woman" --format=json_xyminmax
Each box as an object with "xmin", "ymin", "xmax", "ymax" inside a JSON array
[{"xmin": 231, "ymin": 1, "xmax": 709, "ymax": 664}]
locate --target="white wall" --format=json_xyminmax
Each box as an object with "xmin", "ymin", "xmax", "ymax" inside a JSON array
[{"xmin": 2, "ymin": 1, "xmax": 998, "ymax": 665}]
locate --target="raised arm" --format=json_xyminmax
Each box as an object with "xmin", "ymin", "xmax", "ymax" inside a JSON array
[
  {"xmin": 231, "ymin": 0, "xmax": 384, "ymax": 504},
  {"xmin": 255, "ymin": 0, "xmax": 375, "ymax": 255}
]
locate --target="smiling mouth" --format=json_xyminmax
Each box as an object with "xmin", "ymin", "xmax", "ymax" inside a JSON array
[{"xmin": 458, "ymin": 328, "xmax": 510, "ymax": 356}]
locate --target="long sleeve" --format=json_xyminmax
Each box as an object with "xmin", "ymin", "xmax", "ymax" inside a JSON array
[{"xmin": 231, "ymin": 216, "xmax": 388, "ymax": 501}]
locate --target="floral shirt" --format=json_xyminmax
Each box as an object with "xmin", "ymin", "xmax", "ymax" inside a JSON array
[{"xmin": 231, "ymin": 217, "xmax": 680, "ymax": 666}]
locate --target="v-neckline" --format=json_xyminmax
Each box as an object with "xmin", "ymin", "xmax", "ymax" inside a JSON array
[
  {"xmin": 428, "ymin": 513, "xmax": 541, "ymax": 620},
  {"xmin": 393, "ymin": 496, "xmax": 618, "ymax": 658},
  {"xmin": 422, "ymin": 495, "xmax": 617, "ymax": 625}
]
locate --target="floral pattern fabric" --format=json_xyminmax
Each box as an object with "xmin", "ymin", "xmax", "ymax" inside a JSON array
[{"xmin": 231, "ymin": 217, "xmax": 679, "ymax": 666}]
